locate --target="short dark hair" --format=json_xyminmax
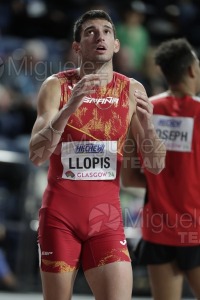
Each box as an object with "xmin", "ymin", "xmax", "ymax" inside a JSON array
[
  {"xmin": 154, "ymin": 38, "xmax": 195, "ymax": 84},
  {"xmin": 73, "ymin": 10, "xmax": 116, "ymax": 42}
]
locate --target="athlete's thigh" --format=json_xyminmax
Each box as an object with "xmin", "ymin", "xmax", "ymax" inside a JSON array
[
  {"xmin": 185, "ymin": 266, "xmax": 200, "ymax": 299},
  {"xmin": 38, "ymin": 207, "xmax": 82, "ymax": 299},
  {"xmin": 81, "ymin": 208, "xmax": 132, "ymax": 300},
  {"xmin": 41, "ymin": 270, "xmax": 78, "ymax": 300},
  {"xmin": 38, "ymin": 207, "xmax": 81, "ymax": 272},
  {"xmin": 148, "ymin": 261, "xmax": 184, "ymax": 300},
  {"xmin": 81, "ymin": 193, "xmax": 131, "ymax": 271},
  {"xmin": 85, "ymin": 261, "xmax": 133, "ymax": 300}
]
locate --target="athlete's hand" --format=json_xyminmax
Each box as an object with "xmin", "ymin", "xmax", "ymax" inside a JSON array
[
  {"xmin": 134, "ymin": 89, "xmax": 154, "ymax": 130},
  {"xmin": 64, "ymin": 73, "xmax": 108, "ymax": 113}
]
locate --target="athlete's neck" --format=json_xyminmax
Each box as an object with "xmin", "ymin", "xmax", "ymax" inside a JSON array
[
  {"xmin": 169, "ymin": 84, "xmax": 195, "ymax": 98},
  {"xmin": 79, "ymin": 61, "xmax": 113, "ymax": 84}
]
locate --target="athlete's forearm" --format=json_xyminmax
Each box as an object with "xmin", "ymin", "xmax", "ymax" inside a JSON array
[
  {"xmin": 29, "ymin": 105, "xmax": 74, "ymax": 166},
  {"xmin": 121, "ymin": 156, "xmax": 146, "ymax": 188},
  {"xmin": 139, "ymin": 124, "xmax": 166, "ymax": 174}
]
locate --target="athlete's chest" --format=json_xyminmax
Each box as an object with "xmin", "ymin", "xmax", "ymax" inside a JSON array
[{"xmin": 65, "ymin": 80, "xmax": 130, "ymax": 140}]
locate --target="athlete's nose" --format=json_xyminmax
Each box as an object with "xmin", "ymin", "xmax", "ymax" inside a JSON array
[{"xmin": 96, "ymin": 31, "xmax": 105, "ymax": 42}]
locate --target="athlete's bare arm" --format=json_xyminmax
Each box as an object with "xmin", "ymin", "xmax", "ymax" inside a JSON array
[
  {"xmin": 127, "ymin": 79, "xmax": 166, "ymax": 175},
  {"xmin": 121, "ymin": 128, "xmax": 147, "ymax": 188},
  {"xmin": 29, "ymin": 73, "xmax": 106, "ymax": 166}
]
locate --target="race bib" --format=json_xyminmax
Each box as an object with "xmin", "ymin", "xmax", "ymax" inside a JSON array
[
  {"xmin": 61, "ymin": 141, "xmax": 117, "ymax": 180},
  {"xmin": 153, "ymin": 115, "xmax": 194, "ymax": 152}
]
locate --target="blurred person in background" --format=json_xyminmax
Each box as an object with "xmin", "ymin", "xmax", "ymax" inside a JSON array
[
  {"xmin": 29, "ymin": 9, "xmax": 165, "ymax": 300},
  {"xmin": 115, "ymin": 1, "xmax": 150, "ymax": 80},
  {"xmin": 121, "ymin": 38, "xmax": 200, "ymax": 300},
  {"xmin": 0, "ymin": 84, "xmax": 23, "ymax": 139},
  {"xmin": 0, "ymin": 84, "xmax": 36, "ymax": 140},
  {"xmin": 1, "ymin": 39, "xmax": 49, "ymax": 108},
  {"xmin": 0, "ymin": 223, "xmax": 17, "ymax": 291}
]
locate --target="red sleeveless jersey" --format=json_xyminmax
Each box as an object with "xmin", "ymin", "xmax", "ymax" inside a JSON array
[
  {"xmin": 143, "ymin": 92, "xmax": 200, "ymax": 246},
  {"xmin": 47, "ymin": 69, "xmax": 130, "ymax": 197}
]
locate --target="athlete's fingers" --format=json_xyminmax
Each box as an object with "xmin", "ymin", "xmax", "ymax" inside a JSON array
[
  {"xmin": 75, "ymin": 74, "xmax": 109, "ymax": 96},
  {"xmin": 83, "ymin": 74, "xmax": 109, "ymax": 87},
  {"xmin": 136, "ymin": 100, "xmax": 153, "ymax": 114},
  {"xmin": 134, "ymin": 90, "xmax": 153, "ymax": 114}
]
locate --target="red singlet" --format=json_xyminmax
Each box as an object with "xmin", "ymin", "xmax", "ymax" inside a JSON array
[
  {"xmin": 143, "ymin": 92, "xmax": 200, "ymax": 246},
  {"xmin": 38, "ymin": 69, "xmax": 132, "ymax": 272}
]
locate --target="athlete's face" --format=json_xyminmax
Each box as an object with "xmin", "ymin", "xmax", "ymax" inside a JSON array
[
  {"xmin": 73, "ymin": 19, "xmax": 120, "ymax": 66},
  {"xmin": 192, "ymin": 51, "xmax": 200, "ymax": 94}
]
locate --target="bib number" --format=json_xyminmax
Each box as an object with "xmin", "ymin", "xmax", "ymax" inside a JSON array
[{"xmin": 61, "ymin": 141, "xmax": 117, "ymax": 180}]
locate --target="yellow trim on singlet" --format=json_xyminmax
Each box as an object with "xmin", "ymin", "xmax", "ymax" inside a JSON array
[{"xmin": 66, "ymin": 124, "xmax": 123, "ymax": 156}]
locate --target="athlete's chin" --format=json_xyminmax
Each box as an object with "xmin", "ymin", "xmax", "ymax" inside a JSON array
[
  {"xmin": 95, "ymin": 57, "xmax": 111, "ymax": 64},
  {"xmin": 92, "ymin": 53, "xmax": 111, "ymax": 61},
  {"xmin": 84, "ymin": 56, "xmax": 111, "ymax": 67}
]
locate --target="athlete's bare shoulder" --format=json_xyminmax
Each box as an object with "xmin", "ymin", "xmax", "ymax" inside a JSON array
[
  {"xmin": 128, "ymin": 78, "xmax": 147, "ymax": 117},
  {"xmin": 36, "ymin": 74, "xmax": 61, "ymax": 113},
  {"xmin": 39, "ymin": 74, "xmax": 61, "ymax": 98},
  {"xmin": 129, "ymin": 78, "xmax": 146, "ymax": 93},
  {"xmin": 41, "ymin": 74, "xmax": 60, "ymax": 89}
]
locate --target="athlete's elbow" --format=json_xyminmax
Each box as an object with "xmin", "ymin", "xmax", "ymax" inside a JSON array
[
  {"xmin": 29, "ymin": 151, "xmax": 46, "ymax": 167},
  {"xmin": 146, "ymin": 142, "xmax": 166, "ymax": 175},
  {"xmin": 148, "ymin": 167, "xmax": 163, "ymax": 175},
  {"xmin": 146, "ymin": 160, "xmax": 165, "ymax": 175},
  {"xmin": 121, "ymin": 176, "xmax": 131, "ymax": 188}
]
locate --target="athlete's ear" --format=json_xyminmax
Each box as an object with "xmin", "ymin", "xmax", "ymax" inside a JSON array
[
  {"xmin": 114, "ymin": 39, "xmax": 120, "ymax": 53},
  {"xmin": 72, "ymin": 41, "xmax": 81, "ymax": 54}
]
